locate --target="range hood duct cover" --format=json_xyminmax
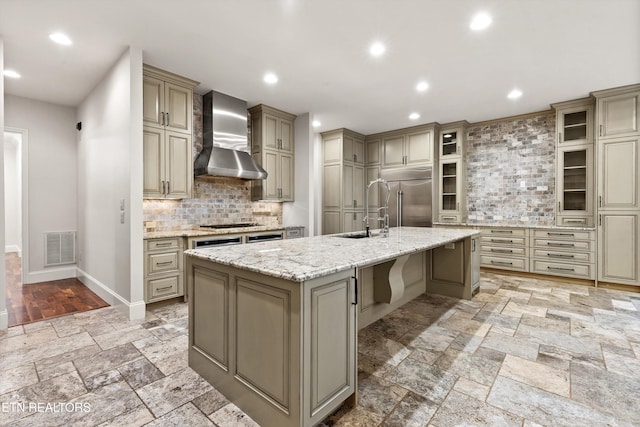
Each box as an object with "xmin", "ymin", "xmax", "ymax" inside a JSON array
[{"xmin": 194, "ymin": 90, "xmax": 267, "ymax": 180}]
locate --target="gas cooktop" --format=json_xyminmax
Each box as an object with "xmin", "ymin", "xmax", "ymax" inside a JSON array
[{"xmin": 199, "ymin": 223, "xmax": 259, "ymax": 229}]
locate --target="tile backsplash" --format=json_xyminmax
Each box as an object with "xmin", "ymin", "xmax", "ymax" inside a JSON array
[
  {"xmin": 143, "ymin": 93, "xmax": 282, "ymax": 231},
  {"xmin": 465, "ymin": 112, "xmax": 556, "ymax": 225}
]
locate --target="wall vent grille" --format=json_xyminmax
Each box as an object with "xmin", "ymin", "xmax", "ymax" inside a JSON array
[{"xmin": 44, "ymin": 231, "xmax": 76, "ymax": 266}]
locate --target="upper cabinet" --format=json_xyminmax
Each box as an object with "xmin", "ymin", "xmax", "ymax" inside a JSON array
[
  {"xmin": 142, "ymin": 65, "xmax": 198, "ymax": 199},
  {"xmin": 321, "ymin": 129, "xmax": 367, "ymax": 234},
  {"xmin": 436, "ymin": 122, "xmax": 468, "ymax": 222},
  {"xmin": 249, "ymin": 104, "xmax": 296, "ymax": 202},
  {"xmin": 594, "ymin": 85, "xmax": 640, "ymax": 139},
  {"xmin": 143, "ymin": 65, "xmax": 195, "ymax": 134},
  {"xmin": 370, "ymin": 124, "xmax": 435, "ymax": 169},
  {"xmin": 552, "ymin": 98, "xmax": 595, "ymax": 226},
  {"xmin": 438, "ymin": 121, "xmax": 468, "ymax": 159}
]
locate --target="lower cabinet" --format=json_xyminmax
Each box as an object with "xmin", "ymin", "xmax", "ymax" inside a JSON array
[
  {"xmin": 479, "ymin": 227, "xmax": 529, "ymax": 272},
  {"xmin": 530, "ymin": 229, "xmax": 596, "ymax": 280},
  {"xmin": 598, "ymin": 212, "xmax": 640, "ymax": 285},
  {"xmin": 188, "ymin": 259, "xmax": 355, "ymax": 427},
  {"xmin": 144, "ymin": 237, "xmax": 184, "ymax": 302}
]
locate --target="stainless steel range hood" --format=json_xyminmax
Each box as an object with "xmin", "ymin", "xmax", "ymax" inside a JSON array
[{"xmin": 194, "ymin": 91, "xmax": 267, "ymax": 180}]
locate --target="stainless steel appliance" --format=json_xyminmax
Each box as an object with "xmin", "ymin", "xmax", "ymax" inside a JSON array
[
  {"xmin": 246, "ymin": 231, "xmax": 284, "ymax": 243},
  {"xmin": 191, "ymin": 235, "xmax": 243, "ymax": 249},
  {"xmin": 380, "ymin": 166, "xmax": 433, "ymax": 227}
]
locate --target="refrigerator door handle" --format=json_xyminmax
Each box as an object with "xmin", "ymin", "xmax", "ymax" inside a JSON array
[{"xmin": 398, "ymin": 190, "xmax": 403, "ymax": 227}]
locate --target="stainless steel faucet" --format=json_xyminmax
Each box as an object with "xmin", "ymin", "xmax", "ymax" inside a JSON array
[{"xmin": 364, "ymin": 178, "xmax": 391, "ymax": 237}]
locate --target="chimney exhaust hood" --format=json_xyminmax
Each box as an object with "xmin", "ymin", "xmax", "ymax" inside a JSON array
[{"xmin": 194, "ymin": 91, "xmax": 267, "ymax": 180}]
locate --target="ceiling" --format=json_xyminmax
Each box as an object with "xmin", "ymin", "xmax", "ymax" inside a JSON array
[{"xmin": 1, "ymin": 0, "xmax": 639, "ymax": 135}]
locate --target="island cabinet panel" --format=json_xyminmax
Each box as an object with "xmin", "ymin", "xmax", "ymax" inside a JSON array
[
  {"xmin": 308, "ymin": 279, "xmax": 353, "ymax": 415},
  {"xmin": 428, "ymin": 236, "xmax": 474, "ymax": 300},
  {"xmin": 236, "ymin": 279, "xmax": 290, "ymax": 408},
  {"xmin": 187, "ymin": 257, "xmax": 356, "ymax": 427},
  {"xmin": 192, "ymin": 267, "xmax": 228, "ymax": 369}
]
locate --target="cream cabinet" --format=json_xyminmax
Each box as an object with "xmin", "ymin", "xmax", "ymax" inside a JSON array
[
  {"xmin": 479, "ymin": 227, "xmax": 530, "ymax": 272},
  {"xmin": 597, "ymin": 136, "xmax": 640, "ymax": 210},
  {"xmin": 598, "ymin": 213, "xmax": 639, "ymax": 285},
  {"xmin": 144, "ymin": 237, "xmax": 184, "ymax": 303},
  {"xmin": 143, "ymin": 127, "xmax": 193, "ymax": 199},
  {"xmin": 595, "ymin": 87, "xmax": 640, "ymax": 139},
  {"xmin": 321, "ymin": 129, "xmax": 367, "ymax": 234},
  {"xmin": 594, "ymin": 85, "xmax": 640, "ymax": 287},
  {"xmin": 142, "ymin": 65, "xmax": 197, "ymax": 200},
  {"xmin": 366, "ymin": 138, "xmax": 381, "ymax": 165},
  {"xmin": 143, "ymin": 66, "xmax": 195, "ymax": 134},
  {"xmin": 366, "ymin": 166, "xmax": 381, "ymax": 211},
  {"xmin": 556, "ymin": 144, "xmax": 595, "ymax": 226},
  {"xmin": 530, "ymin": 229, "xmax": 596, "ymax": 280},
  {"xmin": 249, "ymin": 104, "xmax": 296, "ymax": 201},
  {"xmin": 375, "ymin": 125, "xmax": 435, "ymax": 169},
  {"xmin": 436, "ymin": 122, "xmax": 467, "ymax": 222},
  {"xmin": 552, "ymin": 99, "xmax": 595, "ymax": 227}
]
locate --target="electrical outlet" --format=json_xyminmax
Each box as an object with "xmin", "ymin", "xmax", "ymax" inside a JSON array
[
  {"xmin": 520, "ymin": 181, "xmax": 526, "ymax": 188},
  {"xmin": 520, "ymin": 216, "xmax": 529, "ymax": 222}
]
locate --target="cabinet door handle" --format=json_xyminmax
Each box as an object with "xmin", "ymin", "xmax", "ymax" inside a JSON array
[
  {"xmin": 558, "ymin": 201, "xmax": 561, "ymax": 211},
  {"xmin": 491, "ymin": 260, "xmax": 513, "ymax": 266},
  {"xmin": 353, "ymin": 212, "xmax": 356, "ymax": 221},
  {"xmin": 547, "ymin": 253, "xmax": 575, "ymax": 259},
  {"xmin": 491, "ymin": 248, "xmax": 514, "ymax": 253},
  {"xmin": 558, "ymin": 132, "xmax": 562, "ymax": 142},
  {"xmin": 547, "ymin": 232, "xmax": 574, "ymax": 237},
  {"xmin": 599, "ymin": 196, "xmax": 602, "ymax": 207},
  {"xmin": 491, "ymin": 239, "xmax": 513, "ymax": 243},
  {"xmin": 156, "ymin": 285, "xmax": 173, "ymax": 291},
  {"xmin": 155, "ymin": 261, "xmax": 173, "ymax": 266},
  {"xmin": 161, "ymin": 112, "xmax": 165, "ymax": 126},
  {"xmin": 162, "ymin": 181, "xmax": 166, "ymax": 195},
  {"xmin": 599, "ymin": 214, "xmax": 602, "ymax": 226},
  {"xmin": 167, "ymin": 181, "xmax": 170, "ymax": 195},
  {"xmin": 491, "ymin": 230, "xmax": 513, "ymax": 234},
  {"xmin": 547, "ymin": 242, "xmax": 575, "ymax": 247},
  {"xmin": 352, "ymin": 276, "xmax": 358, "ymax": 306},
  {"xmin": 547, "ymin": 266, "xmax": 575, "ymax": 272},
  {"xmin": 353, "ymin": 199, "xmax": 357, "ymax": 207},
  {"xmin": 353, "ymin": 154, "xmax": 357, "ymax": 162},
  {"xmin": 156, "ymin": 242, "xmax": 172, "ymax": 247},
  {"xmin": 599, "ymin": 125, "xmax": 603, "ymax": 137}
]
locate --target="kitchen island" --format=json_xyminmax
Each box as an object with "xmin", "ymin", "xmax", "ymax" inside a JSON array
[{"xmin": 185, "ymin": 227, "xmax": 479, "ymax": 427}]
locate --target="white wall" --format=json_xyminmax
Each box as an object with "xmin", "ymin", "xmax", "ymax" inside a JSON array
[
  {"xmin": 76, "ymin": 47, "xmax": 145, "ymax": 319},
  {"xmin": 4, "ymin": 132, "xmax": 21, "ymax": 253},
  {"xmin": 4, "ymin": 95, "xmax": 77, "ymax": 283},
  {"xmin": 284, "ymin": 113, "xmax": 313, "ymax": 235},
  {"xmin": 1, "ymin": 37, "xmax": 8, "ymax": 329}
]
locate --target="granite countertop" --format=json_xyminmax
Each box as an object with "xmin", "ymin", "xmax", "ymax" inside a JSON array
[
  {"xmin": 433, "ymin": 221, "xmax": 595, "ymax": 231},
  {"xmin": 185, "ymin": 226, "xmax": 479, "ymax": 282},
  {"xmin": 144, "ymin": 224, "xmax": 286, "ymax": 239}
]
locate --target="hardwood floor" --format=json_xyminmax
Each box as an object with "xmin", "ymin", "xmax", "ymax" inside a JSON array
[{"xmin": 5, "ymin": 252, "xmax": 109, "ymax": 327}]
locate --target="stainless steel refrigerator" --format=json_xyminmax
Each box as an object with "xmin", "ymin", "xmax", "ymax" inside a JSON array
[{"xmin": 380, "ymin": 166, "xmax": 433, "ymax": 227}]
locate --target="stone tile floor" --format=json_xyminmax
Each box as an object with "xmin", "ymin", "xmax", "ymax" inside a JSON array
[{"xmin": 1, "ymin": 271, "xmax": 639, "ymax": 426}]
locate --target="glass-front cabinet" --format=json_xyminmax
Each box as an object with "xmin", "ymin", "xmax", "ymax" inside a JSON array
[
  {"xmin": 553, "ymin": 98, "xmax": 595, "ymax": 227},
  {"xmin": 439, "ymin": 159, "xmax": 465, "ymax": 222}
]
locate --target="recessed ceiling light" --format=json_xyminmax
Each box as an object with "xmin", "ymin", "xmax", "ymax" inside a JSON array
[
  {"xmin": 49, "ymin": 32, "xmax": 72, "ymax": 45},
  {"xmin": 470, "ymin": 12, "xmax": 492, "ymax": 31},
  {"xmin": 263, "ymin": 73, "xmax": 278, "ymax": 84},
  {"xmin": 416, "ymin": 81, "xmax": 429, "ymax": 92},
  {"xmin": 409, "ymin": 112, "xmax": 420, "ymax": 120},
  {"xmin": 369, "ymin": 42, "xmax": 386, "ymax": 57},
  {"xmin": 507, "ymin": 89, "xmax": 523, "ymax": 99},
  {"xmin": 312, "ymin": 120, "xmax": 321, "ymax": 128},
  {"xmin": 3, "ymin": 69, "xmax": 21, "ymax": 78}
]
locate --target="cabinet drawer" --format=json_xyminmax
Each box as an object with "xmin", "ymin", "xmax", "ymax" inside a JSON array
[
  {"xmin": 532, "ymin": 249, "xmax": 595, "ymax": 263},
  {"xmin": 147, "ymin": 251, "xmax": 181, "ymax": 274},
  {"xmin": 532, "ymin": 229, "xmax": 593, "ymax": 241},
  {"xmin": 533, "ymin": 238, "xmax": 592, "ymax": 251},
  {"xmin": 482, "ymin": 245, "xmax": 528, "ymax": 256},
  {"xmin": 557, "ymin": 217, "xmax": 592, "ymax": 227},
  {"xmin": 146, "ymin": 237, "xmax": 182, "ymax": 250},
  {"xmin": 480, "ymin": 236, "xmax": 527, "ymax": 246},
  {"xmin": 439, "ymin": 214, "xmax": 462, "ymax": 223},
  {"xmin": 481, "ymin": 228, "xmax": 527, "ymax": 238},
  {"xmin": 481, "ymin": 255, "xmax": 528, "ymax": 272},
  {"xmin": 286, "ymin": 228, "xmax": 303, "ymax": 239},
  {"xmin": 531, "ymin": 260, "xmax": 594, "ymax": 279},
  {"xmin": 146, "ymin": 275, "xmax": 182, "ymax": 301}
]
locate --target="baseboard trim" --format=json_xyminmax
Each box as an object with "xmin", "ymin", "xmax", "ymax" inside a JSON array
[
  {"xmin": 24, "ymin": 267, "xmax": 77, "ymax": 284},
  {"xmin": 5, "ymin": 245, "xmax": 21, "ymax": 254},
  {"xmin": 0, "ymin": 310, "xmax": 8, "ymax": 329},
  {"xmin": 76, "ymin": 268, "xmax": 146, "ymax": 321},
  {"xmin": 480, "ymin": 268, "xmax": 596, "ymax": 286}
]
